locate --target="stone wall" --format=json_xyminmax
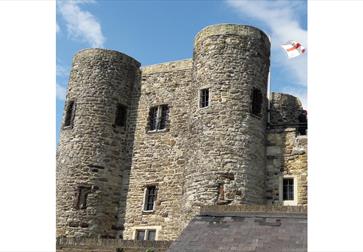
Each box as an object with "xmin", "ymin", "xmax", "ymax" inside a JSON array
[
  {"xmin": 57, "ymin": 237, "xmax": 172, "ymax": 252},
  {"xmin": 122, "ymin": 59, "xmax": 194, "ymax": 240},
  {"xmin": 57, "ymin": 49, "xmax": 141, "ymax": 238},
  {"xmin": 183, "ymin": 24, "xmax": 270, "ymax": 222},
  {"xmin": 57, "ymin": 24, "xmax": 307, "ymax": 245},
  {"xmin": 265, "ymin": 128, "xmax": 307, "ymax": 206}
]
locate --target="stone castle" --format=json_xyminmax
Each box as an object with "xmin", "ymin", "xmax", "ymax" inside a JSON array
[{"xmin": 56, "ymin": 24, "xmax": 307, "ymax": 251}]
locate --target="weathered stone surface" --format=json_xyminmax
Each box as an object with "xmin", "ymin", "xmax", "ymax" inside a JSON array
[{"xmin": 57, "ymin": 24, "xmax": 307, "ymax": 246}]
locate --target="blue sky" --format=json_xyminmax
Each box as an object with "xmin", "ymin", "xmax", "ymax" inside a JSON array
[{"xmin": 56, "ymin": 0, "xmax": 307, "ymax": 141}]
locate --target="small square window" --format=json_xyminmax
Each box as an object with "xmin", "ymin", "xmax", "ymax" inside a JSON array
[
  {"xmin": 148, "ymin": 105, "xmax": 169, "ymax": 131},
  {"xmin": 114, "ymin": 104, "xmax": 127, "ymax": 127},
  {"xmin": 200, "ymin": 88, "xmax": 209, "ymax": 108},
  {"xmin": 283, "ymin": 178, "xmax": 294, "ymax": 201},
  {"xmin": 144, "ymin": 186, "xmax": 157, "ymax": 211}
]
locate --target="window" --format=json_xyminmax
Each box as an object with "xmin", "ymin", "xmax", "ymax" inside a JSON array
[
  {"xmin": 283, "ymin": 178, "xmax": 294, "ymax": 201},
  {"xmin": 136, "ymin": 230, "xmax": 145, "ymax": 241},
  {"xmin": 280, "ymin": 176, "xmax": 298, "ymax": 206},
  {"xmin": 114, "ymin": 104, "xmax": 127, "ymax": 127},
  {"xmin": 73, "ymin": 185, "xmax": 91, "ymax": 209},
  {"xmin": 135, "ymin": 229, "xmax": 157, "ymax": 241},
  {"xmin": 143, "ymin": 186, "xmax": 157, "ymax": 211},
  {"xmin": 251, "ymin": 88, "xmax": 262, "ymax": 116},
  {"xmin": 200, "ymin": 88, "xmax": 209, "ymax": 108},
  {"xmin": 148, "ymin": 105, "xmax": 169, "ymax": 131},
  {"xmin": 64, "ymin": 100, "xmax": 76, "ymax": 127}
]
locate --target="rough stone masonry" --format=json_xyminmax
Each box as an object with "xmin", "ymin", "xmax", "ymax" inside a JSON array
[{"xmin": 57, "ymin": 24, "xmax": 307, "ymax": 245}]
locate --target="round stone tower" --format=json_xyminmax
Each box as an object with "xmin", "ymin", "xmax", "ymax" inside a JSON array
[
  {"xmin": 56, "ymin": 48, "xmax": 140, "ymax": 238},
  {"xmin": 184, "ymin": 24, "xmax": 270, "ymax": 216}
]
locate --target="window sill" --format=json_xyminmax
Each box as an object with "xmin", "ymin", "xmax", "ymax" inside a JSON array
[
  {"xmin": 142, "ymin": 210, "xmax": 155, "ymax": 214},
  {"xmin": 62, "ymin": 125, "xmax": 74, "ymax": 130},
  {"xmin": 282, "ymin": 200, "xmax": 297, "ymax": 206},
  {"xmin": 146, "ymin": 128, "xmax": 169, "ymax": 134}
]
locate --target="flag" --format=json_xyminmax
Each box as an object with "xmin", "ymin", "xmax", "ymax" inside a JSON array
[{"xmin": 281, "ymin": 41, "xmax": 306, "ymax": 59}]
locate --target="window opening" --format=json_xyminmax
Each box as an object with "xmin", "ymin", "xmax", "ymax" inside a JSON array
[
  {"xmin": 200, "ymin": 88, "xmax": 209, "ymax": 108},
  {"xmin": 148, "ymin": 105, "xmax": 169, "ymax": 131},
  {"xmin": 136, "ymin": 230, "xmax": 145, "ymax": 241},
  {"xmin": 147, "ymin": 229, "xmax": 156, "ymax": 241},
  {"xmin": 283, "ymin": 178, "xmax": 294, "ymax": 201},
  {"xmin": 144, "ymin": 186, "xmax": 157, "ymax": 211},
  {"xmin": 114, "ymin": 104, "xmax": 127, "ymax": 127},
  {"xmin": 64, "ymin": 100, "xmax": 75, "ymax": 127},
  {"xmin": 251, "ymin": 88, "xmax": 262, "ymax": 116},
  {"xmin": 297, "ymin": 111, "xmax": 307, "ymax": 135},
  {"xmin": 73, "ymin": 185, "xmax": 91, "ymax": 209}
]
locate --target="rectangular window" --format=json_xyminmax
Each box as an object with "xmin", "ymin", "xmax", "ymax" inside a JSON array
[
  {"xmin": 114, "ymin": 104, "xmax": 127, "ymax": 127},
  {"xmin": 73, "ymin": 185, "xmax": 91, "ymax": 210},
  {"xmin": 283, "ymin": 178, "xmax": 294, "ymax": 201},
  {"xmin": 64, "ymin": 100, "xmax": 75, "ymax": 127},
  {"xmin": 144, "ymin": 186, "xmax": 157, "ymax": 211},
  {"xmin": 200, "ymin": 88, "xmax": 209, "ymax": 108},
  {"xmin": 148, "ymin": 105, "xmax": 169, "ymax": 131},
  {"xmin": 146, "ymin": 229, "xmax": 156, "ymax": 241},
  {"xmin": 135, "ymin": 229, "xmax": 157, "ymax": 241},
  {"xmin": 251, "ymin": 88, "xmax": 262, "ymax": 116},
  {"xmin": 136, "ymin": 230, "xmax": 145, "ymax": 241}
]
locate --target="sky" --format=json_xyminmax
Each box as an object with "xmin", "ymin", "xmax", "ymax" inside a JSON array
[{"xmin": 56, "ymin": 0, "xmax": 307, "ymax": 141}]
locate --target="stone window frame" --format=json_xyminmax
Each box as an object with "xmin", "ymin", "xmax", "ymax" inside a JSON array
[
  {"xmin": 147, "ymin": 104, "xmax": 170, "ymax": 133},
  {"xmin": 63, "ymin": 99, "xmax": 76, "ymax": 129},
  {"xmin": 132, "ymin": 226, "xmax": 161, "ymax": 241},
  {"xmin": 142, "ymin": 185, "xmax": 158, "ymax": 213},
  {"xmin": 279, "ymin": 175, "xmax": 298, "ymax": 206}
]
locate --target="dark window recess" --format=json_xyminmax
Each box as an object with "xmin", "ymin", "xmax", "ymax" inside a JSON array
[
  {"xmin": 73, "ymin": 186, "xmax": 91, "ymax": 209},
  {"xmin": 297, "ymin": 111, "xmax": 307, "ymax": 135},
  {"xmin": 144, "ymin": 186, "xmax": 157, "ymax": 211},
  {"xmin": 114, "ymin": 104, "xmax": 127, "ymax": 127},
  {"xmin": 251, "ymin": 88, "xmax": 263, "ymax": 116},
  {"xmin": 147, "ymin": 229, "xmax": 156, "ymax": 241},
  {"xmin": 283, "ymin": 178, "xmax": 294, "ymax": 201},
  {"xmin": 64, "ymin": 101, "xmax": 75, "ymax": 127},
  {"xmin": 148, "ymin": 105, "xmax": 169, "ymax": 131},
  {"xmin": 136, "ymin": 230, "xmax": 145, "ymax": 241},
  {"xmin": 200, "ymin": 88, "xmax": 209, "ymax": 108}
]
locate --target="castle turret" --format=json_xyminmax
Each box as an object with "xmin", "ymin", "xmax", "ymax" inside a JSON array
[
  {"xmin": 56, "ymin": 49, "xmax": 140, "ymax": 238},
  {"xmin": 183, "ymin": 24, "xmax": 270, "ymax": 215}
]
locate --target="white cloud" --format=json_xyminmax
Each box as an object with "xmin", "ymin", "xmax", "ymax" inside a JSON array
[
  {"xmin": 226, "ymin": 0, "xmax": 307, "ymax": 87},
  {"xmin": 57, "ymin": 0, "xmax": 105, "ymax": 47},
  {"xmin": 56, "ymin": 63, "xmax": 69, "ymax": 77},
  {"xmin": 56, "ymin": 83, "xmax": 67, "ymax": 101}
]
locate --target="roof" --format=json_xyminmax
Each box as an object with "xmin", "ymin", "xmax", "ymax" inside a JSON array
[{"xmin": 168, "ymin": 206, "xmax": 307, "ymax": 252}]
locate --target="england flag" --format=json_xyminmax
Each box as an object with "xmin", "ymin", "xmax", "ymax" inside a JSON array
[{"xmin": 281, "ymin": 41, "xmax": 306, "ymax": 59}]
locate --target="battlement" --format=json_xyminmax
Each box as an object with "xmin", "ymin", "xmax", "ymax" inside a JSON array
[{"xmin": 141, "ymin": 59, "xmax": 192, "ymax": 75}]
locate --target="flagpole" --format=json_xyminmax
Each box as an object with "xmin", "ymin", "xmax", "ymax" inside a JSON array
[
  {"xmin": 267, "ymin": 71, "xmax": 271, "ymax": 125},
  {"xmin": 267, "ymin": 34, "xmax": 272, "ymax": 126}
]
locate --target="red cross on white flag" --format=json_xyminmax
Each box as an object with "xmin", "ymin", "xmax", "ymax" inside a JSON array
[{"xmin": 281, "ymin": 40, "xmax": 306, "ymax": 59}]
